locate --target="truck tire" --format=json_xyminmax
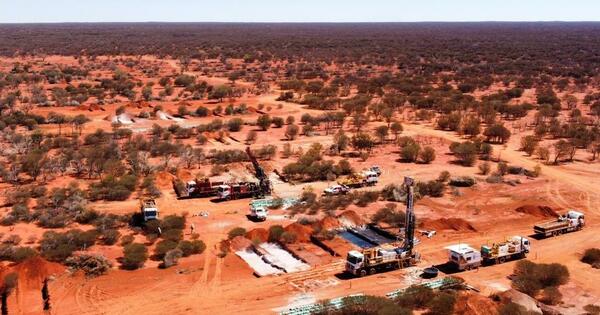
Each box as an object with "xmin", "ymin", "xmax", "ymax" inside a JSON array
[
  {"xmin": 499, "ymin": 257, "xmax": 506, "ymax": 264},
  {"xmin": 552, "ymin": 231, "xmax": 558, "ymax": 237},
  {"xmin": 369, "ymin": 268, "xmax": 376, "ymax": 275},
  {"xmin": 359, "ymin": 269, "xmax": 367, "ymax": 277}
]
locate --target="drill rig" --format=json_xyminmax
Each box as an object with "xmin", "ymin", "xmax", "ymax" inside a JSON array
[
  {"xmin": 345, "ymin": 177, "xmax": 420, "ymax": 277},
  {"xmin": 246, "ymin": 146, "xmax": 272, "ymax": 198}
]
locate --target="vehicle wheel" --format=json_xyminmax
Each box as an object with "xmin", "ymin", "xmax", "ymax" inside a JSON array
[
  {"xmin": 499, "ymin": 257, "xmax": 506, "ymax": 264},
  {"xmin": 552, "ymin": 231, "xmax": 558, "ymax": 237},
  {"xmin": 465, "ymin": 265, "xmax": 471, "ymax": 271},
  {"xmin": 359, "ymin": 269, "xmax": 367, "ymax": 277},
  {"xmin": 369, "ymin": 268, "xmax": 376, "ymax": 275}
]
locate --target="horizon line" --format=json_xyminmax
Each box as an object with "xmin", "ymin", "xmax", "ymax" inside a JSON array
[{"xmin": 2, "ymin": 20, "xmax": 600, "ymax": 25}]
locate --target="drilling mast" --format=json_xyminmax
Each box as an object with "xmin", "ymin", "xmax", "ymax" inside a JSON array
[
  {"xmin": 403, "ymin": 176, "xmax": 416, "ymax": 252},
  {"xmin": 246, "ymin": 146, "xmax": 272, "ymax": 198}
]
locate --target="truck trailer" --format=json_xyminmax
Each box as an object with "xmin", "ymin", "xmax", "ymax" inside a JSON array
[
  {"xmin": 533, "ymin": 210, "xmax": 585, "ymax": 237},
  {"xmin": 446, "ymin": 236, "xmax": 530, "ymax": 271},
  {"xmin": 217, "ymin": 182, "xmax": 261, "ymax": 200}
]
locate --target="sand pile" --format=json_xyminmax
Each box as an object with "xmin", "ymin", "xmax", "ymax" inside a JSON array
[
  {"xmin": 337, "ymin": 210, "xmax": 364, "ymax": 228},
  {"xmin": 515, "ymin": 205, "xmax": 559, "ymax": 218},
  {"xmin": 10, "ymin": 257, "xmax": 65, "ymax": 290},
  {"xmin": 246, "ymin": 228, "xmax": 269, "ymax": 243},
  {"xmin": 156, "ymin": 110, "xmax": 184, "ymax": 122},
  {"xmin": 453, "ymin": 292, "xmax": 498, "ymax": 315},
  {"xmin": 284, "ymin": 223, "xmax": 313, "ymax": 243},
  {"xmin": 230, "ymin": 236, "xmax": 253, "ymax": 251},
  {"xmin": 420, "ymin": 218, "xmax": 477, "ymax": 232},
  {"xmin": 155, "ymin": 171, "xmax": 176, "ymax": 189},
  {"xmin": 111, "ymin": 112, "xmax": 135, "ymax": 125}
]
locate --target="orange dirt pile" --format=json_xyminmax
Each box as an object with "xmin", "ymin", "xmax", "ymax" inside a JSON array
[
  {"xmin": 230, "ymin": 235, "xmax": 253, "ymax": 251},
  {"xmin": 10, "ymin": 257, "xmax": 65, "ymax": 290},
  {"xmin": 176, "ymin": 169, "xmax": 193, "ymax": 182},
  {"xmin": 284, "ymin": 223, "xmax": 314, "ymax": 243},
  {"xmin": 420, "ymin": 218, "xmax": 477, "ymax": 232},
  {"xmin": 453, "ymin": 291, "xmax": 499, "ymax": 315},
  {"xmin": 515, "ymin": 205, "xmax": 559, "ymax": 218},
  {"xmin": 317, "ymin": 216, "xmax": 340, "ymax": 231},
  {"xmin": 155, "ymin": 171, "xmax": 176, "ymax": 189},
  {"xmin": 337, "ymin": 210, "xmax": 364, "ymax": 227},
  {"xmin": 246, "ymin": 228, "xmax": 269, "ymax": 243}
]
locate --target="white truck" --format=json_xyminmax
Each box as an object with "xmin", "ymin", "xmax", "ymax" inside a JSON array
[
  {"xmin": 446, "ymin": 236, "xmax": 530, "ymax": 271},
  {"xmin": 140, "ymin": 198, "xmax": 159, "ymax": 221},
  {"xmin": 533, "ymin": 210, "xmax": 585, "ymax": 238},
  {"xmin": 323, "ymin": 184, "xmax": 350, "ymax": 196}
]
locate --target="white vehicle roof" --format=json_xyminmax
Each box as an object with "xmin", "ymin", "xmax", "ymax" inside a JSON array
[
  {"xmin": 348, "ymin": 250, "xmax": 363, "ymax": 257},
  {"xmin": 445, "ymin": 244, "xmax": 477, "ymax": 254},
  {"xmin": 567, "ymin": 210, "xmax": 584, "ymax": 218}
]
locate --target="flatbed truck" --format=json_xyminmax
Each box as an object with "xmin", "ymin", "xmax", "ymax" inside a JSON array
[{"xmin": 533, "ymin": 210, "xmax": 585, "ymax": 238}]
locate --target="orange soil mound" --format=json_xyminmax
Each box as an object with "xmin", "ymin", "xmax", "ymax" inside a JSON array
[
  {"xmin": 515, "ymin": 205, "xmax": 559, "ymax": 218},
  {"xmin": 155, "ymin": 171, "xmax": 176, "ymax": 189},
  {"xmin": 176, "ymin": 169, "xmax": 193, "ymax": 182},
  {"xmin": 284, "ymin": 223, "xmax": 314, "ymax": 243},
  {"xmin": 246, "ymin": 228, "xmax": 269, "ymax": 243},
  {"xmin": 10, "ymin": 257, "xmax": 65, "ymax": 290},
  {"xmin": 230, "ymin": 235, "xmax": 253, "ymax": 251},
  {"xmin": 337, "ymin": 210, "xmax": 364, "ymax": 227},
  {"xmin": 420, "ymin": 218, "xmax": 477, "ymax": 232},
  {"xmin": 454, "ymin": 291, "xmax": 499, "ymax": 315},
  {"xmin": 316, "ymin": 216, "xmax": 341, "ymax": 231}
]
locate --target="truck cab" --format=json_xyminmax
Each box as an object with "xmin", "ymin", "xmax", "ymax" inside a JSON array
[
  {"xmin": 368, "ymin": 166, "xmax": 382, "ymax": 176},
  {"xmin": 217, "ymin": 184, "xmax": 232, "ymax": 199},
  {"xmin": 362, "ymin": 171, "xmax": 379, "ymax": 186},
  {"xmin": 345, "ymin": 250, "xmax": 365, "ymax": 276},
  {"xmin": 250, "ymin": 206, "xmax": 268, "ymax": 221},
  {"xmin": 565, "ymin": 210, "xmax": 585, "ymax": 228},
  {"xmin": 446, "ymin": 244, "xmax": 481, "ymax": 271}
]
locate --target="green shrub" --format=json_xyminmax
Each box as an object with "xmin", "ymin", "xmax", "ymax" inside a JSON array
[
  {"xmin": 582, "ymin": 248, "xmax": 600, "ymax": 267},
  {"xmin": 65, "ymin": 253, "xmax": 112, "ymax": 277},
  {"xmin": 227, "ymin": 227, "xmax": 247, "ymax": 240},
  {"xmin": 512, "ymin": 260, "xmax": 569, "ymax": 296},
  {"xmin": 122, "ymin": 243, "xmax": 148, "ymax": 270},
  {"xmin": 154, "ymin": 240, "xmax": 178, "ymax": 259},
  {"xmin": 268, "ymin": 225, "xmax": 285, "ymax": 242}
]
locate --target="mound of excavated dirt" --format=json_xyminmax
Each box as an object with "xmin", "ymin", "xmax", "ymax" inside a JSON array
[
  {"xmin": 454, "ymin": 291, "xmax": 499, "ymax": 315},
  {"xmin": 284, "ymin": 223, "xmax": 314, "ymax": 243},
  {"xmin": 10, "ymin": 257, "xmax": 65, "ymax": 290},
  {"xmin": 316, "ymin": 216, "xmax": 341, "ymax": 231},
  {"xmin": 176, "ymin": 169, "xmax": 193, "ymax": 182},
  {"xmin": 420, "ymin": 218, "xmax": 477, "ymax": 232},
  {"xmin": 230, "ymin": 236, "xmax": 253, "ymax": 251},
  {"xmin": 246, "ymin": 228, "xmax": 269, "ymax": 243},
  {"xmin": 337, "ymin": 210, "xmax": 365, "ymax": 228},
  {"xmin": 155, "ymin": 171, "xmax": 176, "ymax": 189},
  {"xmin": 515, "ymin": 205, "xmax": 559, "ymax": 218}
]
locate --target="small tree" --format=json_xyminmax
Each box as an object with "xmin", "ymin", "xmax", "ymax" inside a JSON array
[
  {"xmin": 256, "ymin": 114, "xmax": 271, "ymax": 131},
  {"xmin": 122, "ymin": 243, "xmax": 148, "ymax": 270},
  {"xmin": 419, "ymin": 146, "xmax": 436, "ymax": 164},
  {"xmin": 520, "ymin": 135, "xmax": 539, "ymax": 156},
  {"xmin": 245, "ymin": 130, "xmax": 258, "ymax": 144},
  {"xmin": 390, "ymin": 121, "xmax": 403, "ymax": 140},
  {"xmin": 375, "ymin": 125, "xmax": 389, "ymax": 143},
  {"xmin": 285, "ymin": 124, "xmax": 299, "ymax": 140}
]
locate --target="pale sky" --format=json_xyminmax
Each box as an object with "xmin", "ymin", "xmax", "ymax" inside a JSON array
[{"xmin": 1, "ymin": 0, "xmax": 599, "ymax": 23}]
